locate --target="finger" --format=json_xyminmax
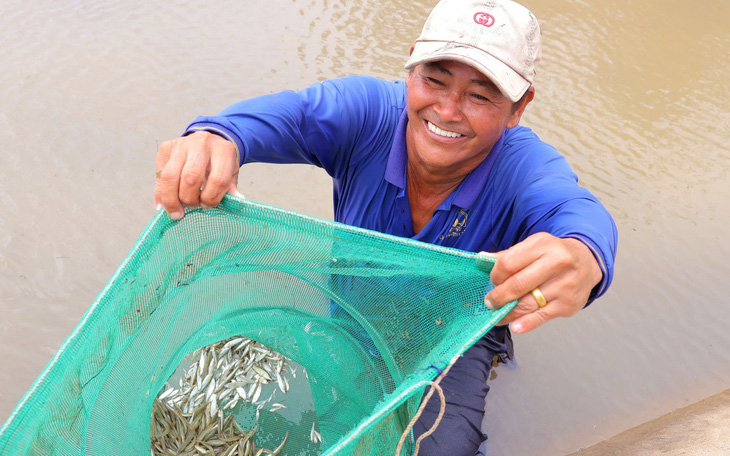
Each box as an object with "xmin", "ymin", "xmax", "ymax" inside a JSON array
[
  {"xmin": 491, "ymin": 287, "xmax": 554, "ymax": 335},
  {"xmin": 200, "ymin": 141, "xmax": 239, "ymax": 207},
  {"xmin": 154, "ymin": 140, "xmax": 172, "ymax": 210},
  {"xmin": 489, "ymin": 233, "xmax": 550, "ymax": 286},
  {"xmin": 178, "ymin": 144, "xmax": 211, "ymax": 208},
  {"xmin": 485, "ymin": 256, "xmax": 552, "ymax": 310},
  {"xmin": 503, "ymin": 284, "xmax": 581, "ymax": 333},
  {"xmin": 228, "ymin": 182, "xmax": 245, "ymax": 199},
  {"xmin": 509, "ymin": 307, "xmax": 552, "ymax": 334},
  {"xmin": 157, "ymin": 141, "xmax": 187, "ymax": 220},
  {"xmin": 226, "ymin": 169, "xmax": 245, "ymax": 199},
  {"xmin": 491, "ymin": 283, "xmax": 552, "ymax": 319}
]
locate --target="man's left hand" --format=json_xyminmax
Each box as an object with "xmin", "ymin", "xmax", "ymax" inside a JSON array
[{"xmin": 482, "ymin": 232, "xmax": 603, "ymax": 334}]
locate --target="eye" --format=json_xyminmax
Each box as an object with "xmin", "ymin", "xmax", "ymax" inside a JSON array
[
  {"xmin": 470, "ymin": 93, "xmax": 490, "ymax": 104},
  {"xmin": 425, "ymin": 76, "xmax": 444, "ymax": 86}
]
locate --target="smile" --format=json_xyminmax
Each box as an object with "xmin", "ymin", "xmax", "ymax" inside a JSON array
[{"xmin": 427, "ymin": 121, "xmax": 463, "ymax": 139}]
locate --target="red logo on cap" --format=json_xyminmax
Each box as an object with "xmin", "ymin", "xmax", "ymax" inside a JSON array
[{"xmin": 474, "ymin": 12, "xmax": 495, "ymax": 27}]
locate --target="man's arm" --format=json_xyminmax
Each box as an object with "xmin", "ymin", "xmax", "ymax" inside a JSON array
[
  {"xmin": 153, "ymin": 76, "xmax": 405, "ymax": 219},
  {"xmin": 479, "ymin": 127, "xmax": 618, "ymax": 333}
]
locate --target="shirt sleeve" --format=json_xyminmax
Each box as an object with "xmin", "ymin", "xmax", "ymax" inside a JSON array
[{"xmin": 183, "ymin": 76, "xmax": 405, "ymax": 180}]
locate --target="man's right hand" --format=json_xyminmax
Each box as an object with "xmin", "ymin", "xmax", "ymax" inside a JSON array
[{"xmin": 154, "ymin": 131, "xmax": 243, "ymax": 220}]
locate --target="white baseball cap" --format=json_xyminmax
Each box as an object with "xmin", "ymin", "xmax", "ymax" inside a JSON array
[{"xmin": 405, "ymin": 0, "xmax": 542, "ymax": 102}]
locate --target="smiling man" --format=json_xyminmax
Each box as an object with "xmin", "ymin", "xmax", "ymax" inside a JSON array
[
  {"xmin": 403, "ymin": 60, "xmax": 533, "ymax": 234},
  {"xmin": 155, "ymin": 0, "xmax": 617, "ymax": 454}
]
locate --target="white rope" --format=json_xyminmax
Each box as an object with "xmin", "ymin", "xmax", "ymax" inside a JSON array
[{"xmin": 394, "ymin": 353, "xmax": 460, "ymax": 456}]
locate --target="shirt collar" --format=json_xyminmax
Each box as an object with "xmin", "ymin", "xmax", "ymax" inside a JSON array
[
  {"xmin": 451, "ymin": 133, "xmax": 504, "ymax": 209},
  {"xmin": 385, "ymin": 109, "xmax": 505, "ymax": 210}
]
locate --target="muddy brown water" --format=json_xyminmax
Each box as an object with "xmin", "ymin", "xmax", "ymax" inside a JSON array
[{"xmin": 1, "ymin": 1, "xmax": 729, "ymax": 454}]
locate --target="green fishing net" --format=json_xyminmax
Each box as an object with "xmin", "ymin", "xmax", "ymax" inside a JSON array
[{"xmin": 0, "ymin": 196, "xmax": 513, "ymax": 455}]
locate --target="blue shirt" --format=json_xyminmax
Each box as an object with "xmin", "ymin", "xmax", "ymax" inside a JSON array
[{"xmin": 186, "ymin": 75, "xmax": 617, "ymax": 301}]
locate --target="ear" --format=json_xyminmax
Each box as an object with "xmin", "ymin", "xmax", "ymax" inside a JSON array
[
  {"xmin": 405, "ymin": 64, "xmax": 416, "ymax": 88},
  {"xmin": 506, "ymin": 87, "xmax": 535, "ymax": 129},
  {"xmin": 405, "ymin": 45, "xmax": 416, "ymax": 88}
]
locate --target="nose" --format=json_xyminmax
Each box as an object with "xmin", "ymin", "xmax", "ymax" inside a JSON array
[{"xmin": 434, "ymin": 90, "xmax": 464, "ymax": 122}]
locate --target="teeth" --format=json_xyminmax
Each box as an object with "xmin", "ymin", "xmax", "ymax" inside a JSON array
[{"xmin": 428, "ymin": 121, "xmax": 462, "ymax": 138}]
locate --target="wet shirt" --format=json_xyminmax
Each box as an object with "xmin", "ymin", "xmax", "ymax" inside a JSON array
[{"xmin": 185, "ymin": 75, "xmax": 617, "ymax": 301}]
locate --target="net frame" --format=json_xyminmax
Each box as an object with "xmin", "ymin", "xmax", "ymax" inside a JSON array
[{"xmin": 0, "ymin": 196, "xmax": 515, "ymax": 455}]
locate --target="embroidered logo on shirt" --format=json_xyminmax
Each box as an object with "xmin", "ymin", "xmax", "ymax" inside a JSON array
[{"xmin": 444, "ymin": 209, "xmax": 469, "ymax": 238}]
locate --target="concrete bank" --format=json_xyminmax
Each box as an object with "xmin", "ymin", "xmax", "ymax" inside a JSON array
[{"xmin": 569, "ymin": 389, "xmax": 730, "ymax": 456}]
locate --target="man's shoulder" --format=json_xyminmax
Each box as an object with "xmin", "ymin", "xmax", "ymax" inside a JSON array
[
  {"xmin": 503, "ymin": 125, "xmax": 547, "ymax": 146},
  {"xmin": 501, "ymin": 125, "xmax": 561, "ymax": 158},
  {"xmin": 496, "ymin": 125, "xmax": 573, "ymax": 175}
]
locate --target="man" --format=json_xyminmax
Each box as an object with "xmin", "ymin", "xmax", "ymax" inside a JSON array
[{"xmin": 154, "ymin": 0, "xmax": 617, "ymax": 453}]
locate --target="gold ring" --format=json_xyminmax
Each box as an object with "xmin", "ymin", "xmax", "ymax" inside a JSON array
[{"xmin": 531, "ymin": 288, "xmax": 547, "ymax": 308}]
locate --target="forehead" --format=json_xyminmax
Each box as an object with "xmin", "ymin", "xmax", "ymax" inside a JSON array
[{"xmin": 421, "ymin": 60, "xmax": 501, "ymax": 93}]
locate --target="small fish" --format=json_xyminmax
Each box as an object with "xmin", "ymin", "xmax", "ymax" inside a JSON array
[
  {"xmin": 270, "ymin": 432, "xmax": 288, "ymax": 456},
  {"xmin": 224, "ymin": 397, "xmax": 239, "ymax": 410},
  {"xmin": 276, "ymin": 373, "xmax": 286, "ymax": 394},
  {"xmin": 208, "ymin": 393, "xmax": 218, "ymax": 417},
  {"xmin": 157, "ymin": 388, "xmax": 176, "ymax": 401},
  {"xmin": 198, "ymin": 350, "xmax": 207, "ymax": 373},
  {"xmin": 252, "ymin": 366, "xmax": 271, "ymax": 382},
  {"xmin": 206, "ymin": 378, "xmax": 217, "ymax": 399},
  {"xmin": 310, "ymin": 421, "xmax": 321, "ymax": 444},
  {"xmin": 251, "ymin": 383, "xmax": 262, "ymax": 403},
  {"xmin": 150, "ymin": 335, "xmax": 300, "ymax": 455},
  {"xmin": 201, "ymin": 372, "xmax": 213, "ymax": 390}
]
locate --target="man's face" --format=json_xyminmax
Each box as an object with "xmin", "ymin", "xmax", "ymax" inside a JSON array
[{"xmin": 405, "ymin": 60, "xmax": 530, "ymax": 177}]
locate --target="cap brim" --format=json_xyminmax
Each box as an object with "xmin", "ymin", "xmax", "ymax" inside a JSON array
[{"xmin": 405, "ymin": 41, "xmax": 530, "ymax": 103}]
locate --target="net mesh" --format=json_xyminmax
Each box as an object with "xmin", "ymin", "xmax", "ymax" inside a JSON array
[{"xmin": 0, "ymin": 196, "xmax": 513, "ymax": 455}]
